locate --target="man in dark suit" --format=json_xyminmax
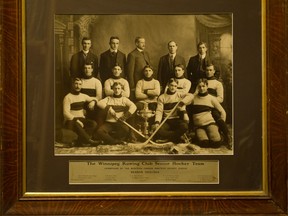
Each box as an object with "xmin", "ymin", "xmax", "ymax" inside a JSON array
[
  {"xmin": 70, "ymin": 37, "xmax": 98, "ymax": 78},
  {"xmin": 186, "ymin": 41, "xmax": 212, "ymax": 92},
  {"xmin": 99, "ymin": 36, "xmax": 126, "ymax": 84},
  {"xmin": 126, "ymin": 37, "xmax": 151, "ymax": 92},
  {"xmin": 158, "ymin": 41, "xmax": 186, "ymax": 91}
]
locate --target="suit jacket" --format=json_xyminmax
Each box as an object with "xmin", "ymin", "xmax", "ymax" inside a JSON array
[
  {"xmin": 157, "ymin": 54, "xmax": 186, "ymax": 88},
  {"xmin": 126, "ymin": 49, "xmax": 151, "ymax": 89},
  {"xmin": 70, "ymin": 50, "xmax": 98, "ymax": 78},
  {"xmin": 186, "ymin": 54, "xmax": 211, "ymax": 83},
  {"xmin": 99, "ymin": 50, "xmax": 126, "ymax": 84}
]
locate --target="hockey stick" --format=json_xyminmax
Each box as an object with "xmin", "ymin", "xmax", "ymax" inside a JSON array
[
  {"xmin": 117, "ymin": 118, "xmax": 157, "ymax": 145},
  {"xmin": 143, "ymin": 100, "xmax": 181, "ymax": 146}
]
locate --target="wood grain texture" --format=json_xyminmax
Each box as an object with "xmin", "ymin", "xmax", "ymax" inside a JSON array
[
  {"xmin": 1, "ymin": 0, "xmax": 287, "ymax": 215},
  {"xmin": 267, "ymin": 0, "xmax": 287, "ymax": 213}
]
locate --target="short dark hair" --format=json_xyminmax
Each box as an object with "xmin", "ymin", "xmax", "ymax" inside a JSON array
[
  {"xmin": 168, "ymin": 78, "xmax": 179, "ymax": 85},
  {"xmin": 82, "ymin": 37, "xmax": 91, "ymax": 44},
  {"xmin": 206, "ymin": 63, "xmax": 215, "ymax": 70},
  {"xmin": 135, "ymin": 36, "xmax": 144, "ymax": 43},
  {"xmin": 71, "ymin": 77, "xmax": 82, "ymax": 85},
  {"xmin": 197, "ymin": 41, "xmax": 207, "ymax": 49},
  {"xmin": 110, "ymin": 36, "xmax": 120, "ymax": 42},
  {"xmin": 174, "ymin": 64, "xmax": 185, "ymax": 70},
  {"xmin": 84, "ymin": 61, "xmax": 94, "ymax": 69},
  {"xmin": 142, "ymin": 65, "xmax": 153, "ymax": 73},
  {"xmin": 112, "ymin": 63, "xmax": 122, "ymax": 70},
  {"xmin": 168, "ymin": 40, "xmax": 177, "ymax": 46},
  {"xmin": 197, "ymin": 78, "xmax": 208, "ymax": 86},
  {"xmin": 112, "ymin": 81, "xmax": 123, "ymax": 89}
]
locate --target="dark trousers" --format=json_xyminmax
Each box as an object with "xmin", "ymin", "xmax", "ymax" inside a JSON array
[
  {"xmin": 65, "ymin": 117, "xmax": 97, "ymax": 143},
  {"xmin": 211, "ymin": 108, "xmax": 229, "ymax": 137},
  {"xmin": 85, "ymin": 107, "xmax": 106, "ymax": 129},
  {"xmin": 186, "ymin": 104, "xmax": 194, "ymax": 130},
  {"xmin": 157, "ymin": 119, "xmax": 188, "ymax": 142},
  {"xmin": 97, "ymin": 122, "xmax": 129, "ymax": 144}
]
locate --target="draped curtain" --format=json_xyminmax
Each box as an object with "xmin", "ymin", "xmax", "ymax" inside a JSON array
[
  {"xmin": 196, "ymin": 15, "xmax": 233, "ymax": 123},
  {"xmin": 195, "ymin": 15, "xmax": 232, "ymax": 28}
]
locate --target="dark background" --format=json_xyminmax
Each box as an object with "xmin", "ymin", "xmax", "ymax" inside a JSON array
[{"xmin": 25, "ymin": 0, "xmax": 263, "ymax": 192}]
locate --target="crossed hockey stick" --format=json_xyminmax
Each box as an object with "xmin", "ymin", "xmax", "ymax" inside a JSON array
[
  {"xmin": 142, "ymin": 100, "xmax": 181, "ymax": 146},
  {"xmin": 117, "ymin": 118, "xmax": 158, "ymax": 145},
  {"xmin": 114, "ymin": 100, "xmax": 182, "ymax": 147}
]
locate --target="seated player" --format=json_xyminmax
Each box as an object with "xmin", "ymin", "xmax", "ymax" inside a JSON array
[
  {"xmin": 191, "ymin": 78, "xmax": 226, "ymax": 148},
  {"xmin": 164, "ymin": 64, "xmax": 191, "ymax": 93},
  {"xmin": 104, "ymin": 64, "xmax": 130, "ymax": 98},
  {"xmin": 80, "ymin": 62, "xmax": 103, "ymax": 123},
  {"xmin": 152, "ymin": 78, "xmax": 194, "ymax": 144},
  {"xmin": 97, "ymin": 82, "xmax": 137, "ymax": 144},
  {"xmin": 134, "ymin": 65, "xmax": 160, "ymax": 137},
  {"xmin": 63, "ymin": 77, "xmax": 100, "ymax": 146},
  {"xmin": 205, "ymin": 63, "xmax": 231, "ymax": 148},
  {"xmin": 81, "ymin": 62, "xmax": 102, "ymax": 100},
  {"xmin": 135, "ymin": 65, "xmax": 160, "ymax": 109}
]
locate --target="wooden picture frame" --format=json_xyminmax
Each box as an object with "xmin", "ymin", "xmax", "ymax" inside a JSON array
[{"xmin": 1, "ymin": 0, "xmax": 287, "ymax": 215}]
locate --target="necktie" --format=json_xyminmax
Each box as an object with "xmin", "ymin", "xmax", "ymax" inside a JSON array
[
  {"xmin": 169, "ymin": 55, "xmax": 174, "ymax": 70},
  {"xmin": 199, "ymin": 57, "xmax": 204, "ymax": 71},
  {"xmin": 142, "ymin": 51, "xmax": 149, "ymax": 64},
  {"xmin": 83, "ymin": 53, "xmax": 87, "ymax": 59}
]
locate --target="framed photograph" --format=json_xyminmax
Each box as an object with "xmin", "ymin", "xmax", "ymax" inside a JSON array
[
  {"xmin": 54, "ymin": 13, "xmax": 234, "ymax": 157},
  {"xmin": 1, "ymin": 0, "xmax": 287, "ymax": 215}
]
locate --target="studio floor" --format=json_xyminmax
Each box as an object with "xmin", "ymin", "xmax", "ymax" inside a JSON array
[{"xmin": 54, "ymin": 141, "xmax": 233, "ymax": 156}]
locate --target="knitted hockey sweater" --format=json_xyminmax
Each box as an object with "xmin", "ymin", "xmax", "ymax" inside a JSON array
[
  {"xmin": 164, "ymin": 77, "xmax": 192, "ymax": 94},
  {"xmin": 207, "ymin": 78, "xmax": 224, "ymax": 103},
  {"xmin": 135, "ymin": 78, "xmax": 161, "ymax": 103},
  {"xmin": 81, "ymin": 77, "xmax": 102, "ymax": 100},
  {"xmin": 97, "ymin": 96, "xmax": 136, "ymax": 123},
  {"xmin": 155, "ymin": 91, "xmax": 193, "ymax": 123},
  {"xmin": 104, "ymin": 78, "xmax": 130, "ymax": 98},
  {"xmin": 63, "ymin": 93, "xmax": 94, "ymax": 121},
  {"xmin": 192, "ymin": 93, "xmax": 226, "ymax": 127}
]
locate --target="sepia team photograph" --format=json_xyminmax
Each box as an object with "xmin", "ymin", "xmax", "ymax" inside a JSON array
[{"xmin": 54, "ymin": 14, "xmax": 233, "ymax": 155}]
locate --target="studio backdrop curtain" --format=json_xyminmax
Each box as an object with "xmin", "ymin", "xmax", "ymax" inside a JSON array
[{"xmin": 195, "ymin": 15, "xmax": 232, "ymax": 28}]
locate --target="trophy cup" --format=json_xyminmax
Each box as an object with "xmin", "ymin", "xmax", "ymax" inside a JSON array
[{"xmin": 137, "ymin": 102, "xmax": 155, "ymax": 137}]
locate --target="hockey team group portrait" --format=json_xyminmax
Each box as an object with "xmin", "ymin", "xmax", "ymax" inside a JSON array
[{"xmin": 54, "ymin": 14, "xmax": 233, "ymax": 155}]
